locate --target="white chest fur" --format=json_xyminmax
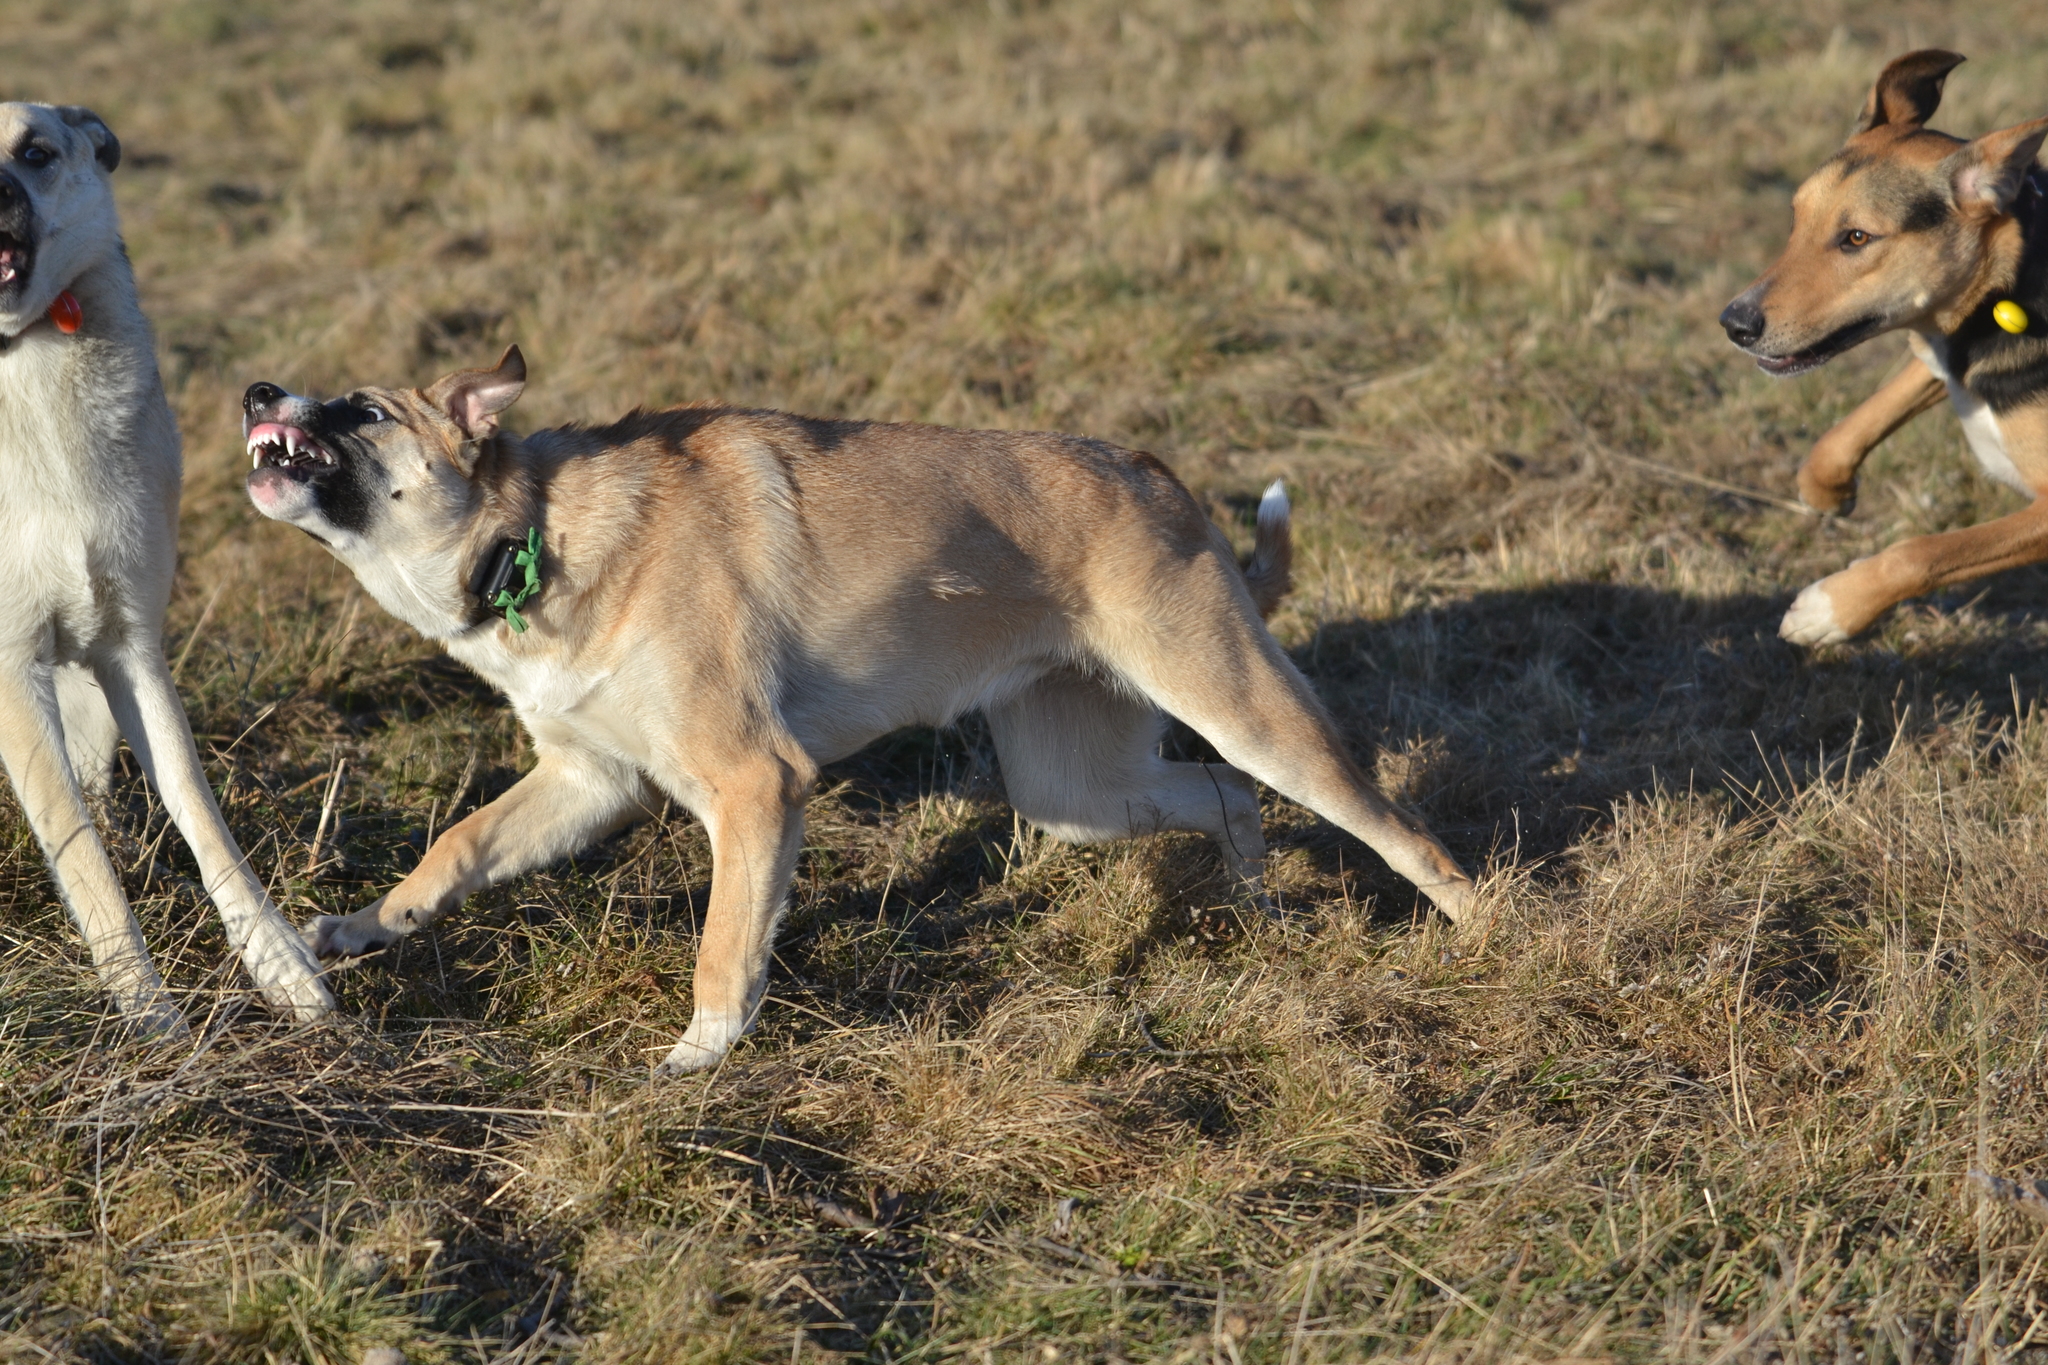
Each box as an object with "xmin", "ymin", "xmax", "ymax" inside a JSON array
[
  {"xmin": 0, "ymin": 326, "xmax": 171, "ymax": 653},
  {"xmin": 445, "ymin": 630, "xmax": 605, "ymax": 715},
  {"xmin": 1909, "ymin": 331, "xmax": 2030, "ymax": 496},
  {"xmin": 442, "ymin": 628, "xmax": 641, "ymax": 768}
]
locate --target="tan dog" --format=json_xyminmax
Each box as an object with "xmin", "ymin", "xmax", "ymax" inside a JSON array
[
  {"xmin": 1719, "ymin": 50, "xmax": 2048, "ymax": 645},
  {"xmin": 242, "ymin": 348, "xmax": 1476, "ymax": 1073},
  {"xmin": 0, "ymin": 102, "xmax": 330, "ymax": 1034}
]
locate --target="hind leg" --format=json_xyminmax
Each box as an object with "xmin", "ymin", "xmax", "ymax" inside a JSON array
[
  {"xmin": 986, "ymin": 669, "xmax": 1267, "ymax": 889},
  {"xmin": 1087, "ymin": 562, "xmax": 1476, "ymax": 920},
  {"xmin": 55, "ymin": 663, "xmax": 120, "ymax": 800}
]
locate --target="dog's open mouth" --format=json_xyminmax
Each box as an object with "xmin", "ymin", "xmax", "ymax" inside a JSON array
[
  {"xmin": 1750, "ymin": 316, "xmax": 1886, "ymax": 377},
  {"xmin": 247, "ymin": 422, "xmax": 337, "ymax": 474},
  {"xmin": 0, "ymin": 233, "xmax": 28, "ymax": 288}
]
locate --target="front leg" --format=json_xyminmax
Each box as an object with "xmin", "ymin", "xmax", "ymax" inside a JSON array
[
  {"xmin": 304, "ymin": 746, "xmax": 658, "ymax": 959},
  {"xmin": 97, "ymin": 646, "xmax": 333, "ymax": 1021},
  {"xmin": 1796, "ymin": 355, "xmax": 1946, "ymax": 515},
  {"xmin": 657, "ymin": 751, "xmax": 814, "ymax": 1075},
  {"xmin": 1782, "ymin": 497, "xmax": 2048, "ymax": 645}
]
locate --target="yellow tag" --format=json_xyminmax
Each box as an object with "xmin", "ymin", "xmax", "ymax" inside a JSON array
[{"xmin": 1994, "ymin": 299, "xmax": 2030, "ymax": 334}]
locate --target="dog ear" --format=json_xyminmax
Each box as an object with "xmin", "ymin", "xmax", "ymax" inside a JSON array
[
  {"xmin": 1951, "ymin": 115, "xmax": 2048, "ymax": 220},
  {"xmin": 425, "ymin": 345, "xmax": 527, "ymax": 456},
  {"xmin": 54, "ymin": 106, "xmax": 120, "ymax": 172},
  {"xmin": 1855, "ymin": 49, "xmax": 1965, "ymax": 134}
]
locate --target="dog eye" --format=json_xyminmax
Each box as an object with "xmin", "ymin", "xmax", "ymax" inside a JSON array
[
  {"xmin": 19, "ymin": 146, "xmax": 51, "ymax": 169},
  {"xmin": 360, "ymin": 403, "xmax": 390, "ymax": 424},
  {"xmin": 1841, "ymin": 228, "xmax": 1871, "ymax": 250}
]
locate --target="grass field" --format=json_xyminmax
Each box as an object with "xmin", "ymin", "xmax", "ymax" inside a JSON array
[{"xmin": 7, "ymin": 0, "xmax": 2048, "ymax": 1359}]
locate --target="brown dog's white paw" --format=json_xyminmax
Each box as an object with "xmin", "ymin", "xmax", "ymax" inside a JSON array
[
  {"xmin": 300, "ymin": 907, "xmax": 401, "ymax": 962},
  {"xmin": 654, "ymin": 1009, "xmax": 750, "ymax": 1076},
  {"xmin": 1780, "ymin": 580, "xmax": 1851, "ymax": 646}
]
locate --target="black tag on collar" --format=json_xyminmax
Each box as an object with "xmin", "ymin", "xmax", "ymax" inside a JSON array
[{"xmin": 477, "ymin": 538, "xmax": 525, "ymax": 616}]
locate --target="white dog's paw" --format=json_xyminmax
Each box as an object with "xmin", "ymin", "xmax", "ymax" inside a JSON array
[
  {"xmin": 242, "ymin": 918, "xmax": 336, "ymax": 1020},
  {"xmin": 1780, "ymin": 580, "xmax": 1850, "ymax": 647},
  {"xmin": 122, "ymin": 989, "xmax": 193, "ymax": 1042},
  {"xmin": 654, "ymin": 1009, "xmax": 751, "ymax": 1077},
  {"xmin": 300, "ymin": 904, "xmax": 402, "ymax": 962}
]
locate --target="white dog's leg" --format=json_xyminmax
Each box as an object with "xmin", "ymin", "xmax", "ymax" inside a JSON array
[
  {"xmin": 96, "ymin": 646, "xmax": 334, "ymax": 1022},
  {"xmin": 54, "ymin": 663, "xmax": 120, "ymax": 799},
  {"xmin": 0, "ymin": 658, "xmax": 186, "ymax": 1035}
]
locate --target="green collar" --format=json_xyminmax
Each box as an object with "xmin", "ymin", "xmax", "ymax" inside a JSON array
[{"xmin": 477, "ymin": 526, "xmax": 543, "ymax": 633}]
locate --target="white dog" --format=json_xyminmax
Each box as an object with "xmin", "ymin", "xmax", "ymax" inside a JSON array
[{"xmin": 0, "ymin": 102, "xmax": 330, "ymax": 1034}]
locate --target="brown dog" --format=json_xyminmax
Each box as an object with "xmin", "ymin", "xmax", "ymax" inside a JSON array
[
  {"xmin": 242, "ymin": 349, "xmax": 1476, "ymax": 1073},
  {"xmin": 1719, "ymin": 50, "xmax": 2048, "ymax": 645}
]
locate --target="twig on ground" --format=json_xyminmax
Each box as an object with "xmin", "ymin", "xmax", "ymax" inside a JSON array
[{"xmin": 305, "ymin": 755, "xmax": 347, "ymax": 877}]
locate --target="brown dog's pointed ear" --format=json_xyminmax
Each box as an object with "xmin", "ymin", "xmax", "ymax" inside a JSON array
[
  {"xmin": 1951, "ymin": 115, "xmax": 2048, "ymax": 220},
  {"xmin": 1855, "ymin": 49, "xmax": 1966, "ymax": 133},
  {"xmin": 425, "ymin": 344, "xmax": 526, "ymax": 441}
]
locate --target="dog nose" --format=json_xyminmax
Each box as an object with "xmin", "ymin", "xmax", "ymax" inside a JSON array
[
  {"xmin": 1720, "ymin": 297, "xmax": 1766, "ymax": 347},
  {"xmin": 243, "ymin": 381, "xmax": 286, "ymax": 416},
  {"xmin": 0, "ymin": 171, "xmax": 18, "ymax": 208}
]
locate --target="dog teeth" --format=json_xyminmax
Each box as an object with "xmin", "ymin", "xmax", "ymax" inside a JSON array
[{"xmin": 245, "ymin": 430, "xmax": 334, "ymax": 469}]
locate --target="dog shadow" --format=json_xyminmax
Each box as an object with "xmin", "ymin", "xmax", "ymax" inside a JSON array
[{"xmin": 1266, "ymin": 570, "xmax": 2048, "ymax": 884}]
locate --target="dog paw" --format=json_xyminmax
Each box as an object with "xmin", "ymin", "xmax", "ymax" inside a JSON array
[
  {"xmin": 125, "ymin": 992, "xmax": 193, "ymax": 1042},
  {"xmin": 301, "ymin": 909, "xmax": 400, "ymax": 962},
  {"xmin": 1796, "ymin": 481, "xmax": 1858, "ymax": 518},
  {"xmin": 1427, "ymin": 876, "xmax": 1480, "ymax": 924},
  {"xmin": 654, "ymin": 1010, "xmax": 750, "ymax": 1076},
  {"xmin": 1780, "ymin": 580, "xmax": 1851, "ymax": 646},
  {"xmin": 242, "ymin": 919, "xmax": 336, "ymax": 1020}
]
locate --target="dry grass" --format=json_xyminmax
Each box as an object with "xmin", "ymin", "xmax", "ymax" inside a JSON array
[{"xmin": 6, "ymin": 0, "xmax": 2048, "ymax": 1359}]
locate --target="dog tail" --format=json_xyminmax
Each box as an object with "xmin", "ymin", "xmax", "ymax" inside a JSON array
[{"xmin": 1242, "ymin": 479, "xmax": 1293, "ymax": 618}]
